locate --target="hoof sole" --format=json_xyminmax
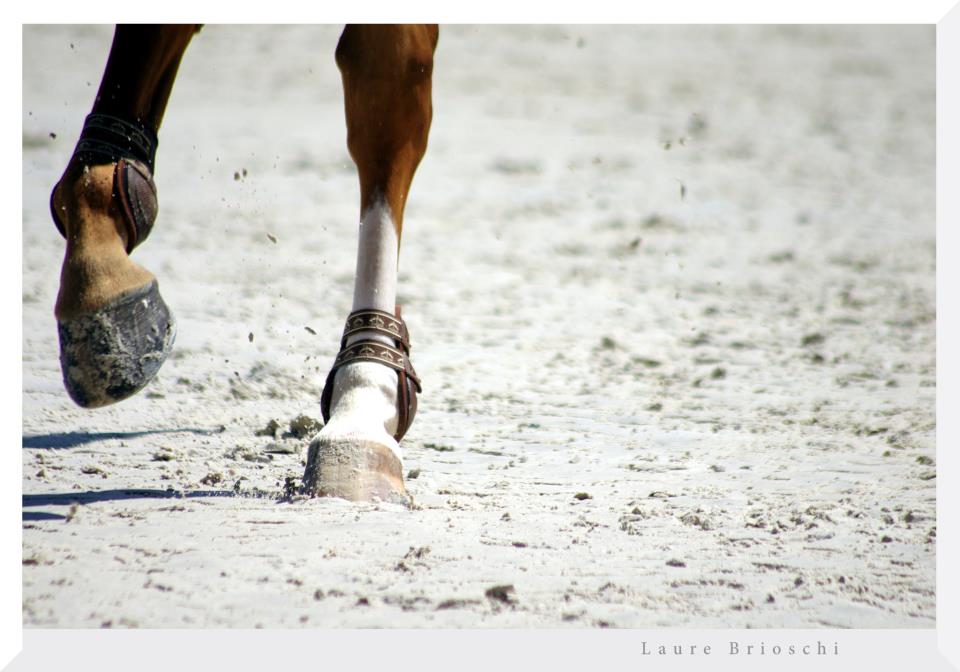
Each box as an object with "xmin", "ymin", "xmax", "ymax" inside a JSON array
[
  {"xmin": 57, "ymin": 279, "xmax": 175, "ymax": 408},
  {"xmin": 302, "ymin": 436, "xmax": 409, "ymax": 505}
]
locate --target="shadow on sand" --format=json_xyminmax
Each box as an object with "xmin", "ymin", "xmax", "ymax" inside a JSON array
[
  {"xmin": 21, "ymin": 488, "xmax": 251, "ymax": 522},
  {"xmin": 23, "ymin": 488, "xmax": 238, "ymax": 507},
  {"xmin": 22, "ymin": 426, "xmax": 227, "ymax": 450},
  {"xmin": 22, "ymin": 511, "xmax": 67, "ymax": 522}
]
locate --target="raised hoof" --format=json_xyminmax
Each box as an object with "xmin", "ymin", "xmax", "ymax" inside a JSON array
[
  {"xmin": 57, "ymin": 279, "xmax": 176, "ymax": 408},
  {"xmin": 302, "ymin": 436, "xmax": 410, "ymax": 506}
]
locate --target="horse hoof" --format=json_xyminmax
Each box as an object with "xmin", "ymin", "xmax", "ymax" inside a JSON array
[
  {"xmin": 302, "ymin": 435, "xmax": 410, "ymax": 506},
  {"xmin": 57, "ymin": 279, "xmax": 175, "ymax": 408}
]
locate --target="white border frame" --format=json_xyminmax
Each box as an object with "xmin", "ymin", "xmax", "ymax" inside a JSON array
[{"xmin": 8, "ymin": 1, "xmax": 958, "ymax": 670}]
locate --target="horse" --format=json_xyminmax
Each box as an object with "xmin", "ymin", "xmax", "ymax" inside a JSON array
[{"xmin": 49, "ymin": 24, "xmax": 439, "ymax": 505}]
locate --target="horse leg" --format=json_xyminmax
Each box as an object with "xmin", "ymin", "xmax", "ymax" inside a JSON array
[
  {"xmin": 51, "ymin": 25, "xmax": 197, "ymax": 407},
  {"xmin": 302, "ymin": 24, "xmax": 438, "ymax": 503}
]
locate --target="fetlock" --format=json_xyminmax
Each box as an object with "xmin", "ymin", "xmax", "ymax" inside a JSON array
[
  {"xmin": 324, "ymin": 361, "xmax": 403, "ymax": 445},
  {"xmin": 53, "ymin": 163, "xmax": 154, "ymax": 321}
]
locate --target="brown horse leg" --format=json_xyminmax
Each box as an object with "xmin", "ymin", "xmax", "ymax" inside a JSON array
[
  {"xmin": 52, "ymin": 25, "xmax": 197, "ymax": 407},
  {"xmin": 302, "ymin": 24, "xmax": 438, "ymax": 503}
]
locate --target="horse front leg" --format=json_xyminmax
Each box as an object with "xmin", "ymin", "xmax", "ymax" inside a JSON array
[
  {"xmin": 302, "ymin": 24, "xmax": 438, "ymax": 504},
  {"xmin": 52, "ymin": 25, "xmax": 198, "ymax": 407}
]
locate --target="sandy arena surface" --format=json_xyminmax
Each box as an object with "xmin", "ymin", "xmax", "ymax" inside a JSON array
[{"xmin": 21, "ymin": 25, "xmax": 935, "ymax": 628}]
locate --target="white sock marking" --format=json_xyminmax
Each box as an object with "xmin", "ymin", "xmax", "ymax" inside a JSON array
[
  {"xmin": 349, "ymin": 198, "xmax": 399, "ymax": 346},
  {"xmin": 322, "ymin": 198, "xmax": 404, "ymax": 463}
]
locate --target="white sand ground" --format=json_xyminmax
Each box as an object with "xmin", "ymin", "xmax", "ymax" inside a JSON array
[{"xmin": 21, "ymin": 25, "xmax": 935, "ymax": 628}]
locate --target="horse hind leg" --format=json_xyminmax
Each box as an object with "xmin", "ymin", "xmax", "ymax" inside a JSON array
[
  {"xmin": 52, "ymin": 25, "xmax": 197, "ymax": 407},
  {"xmin": 301, "ymin": 24, "xmax": 438, "ymax": 504}
]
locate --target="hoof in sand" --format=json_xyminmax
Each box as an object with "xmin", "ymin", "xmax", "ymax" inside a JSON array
[
  {"xmin": 302, "ymin": 435, "xmax": 410, "ymax": 506},
  {"xmin": 57, "ymin": 279, "xmax": 175, "ymax": 408}
]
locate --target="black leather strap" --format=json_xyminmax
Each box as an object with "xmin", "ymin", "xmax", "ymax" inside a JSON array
[
  {"xmin": 114, "ymin": 158, "xmax": 158, "ymax": 254},
  {"xmin": 51, "ymin": 113, "xmax": 160, "ymax": 249},
  {"xmin": 74, "ymin": 113, "xmax": 158, "ymax": 172},
  {"xmin": 51, "ymin": 157, "xmax": 158, "ymax": 255},
  {"xmin": 320, "ymin": 307, "xmax": 421, "ymax": 442},
  {"xmin": 340, "ymin": 309, "xmax": 411, "ymax": 352}
]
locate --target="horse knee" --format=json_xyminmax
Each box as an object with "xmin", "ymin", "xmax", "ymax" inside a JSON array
[
  {"xmin": 404, "ymin": 26, "xmax": 438, "ymax": 82},
  {"xmin": 336, "ymin": 25, "xmax": 437, "ymax": 218},
  {"xmin": 336, "ymin": 24, "xmax": 437, "ymax": 85},
  {"xmin": 339, "ymin": 26, "xmax": 436, "ymax": 155}
]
